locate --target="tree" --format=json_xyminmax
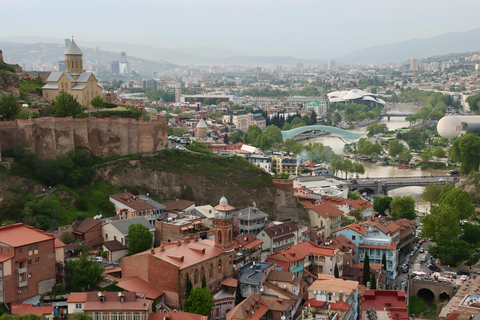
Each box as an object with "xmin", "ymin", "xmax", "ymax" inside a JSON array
[
  {"xmin": 60, "ymin": 231, "xmax": 74, "ymax": 244},
  {"xmin": 429, "ymin": 239, "xmax": 472, "ymax": 266},
  {"xmin": 382, "ymin": 253, "xmax": 387, "ymax": 270},
  {"xmin": 398, "ymin": 148, "xmax": 412, "ymax": 164},
  {"xmin": 243, "ymin": 125, "xmax": 262, "ymax": 144},
  {"xmin": 67, "ymin": 251, "xmax": 104, "ymax": 291},
  {"xmin": 90, "ymin": 96, "xmax": 106, "ymax": 110},
  {"xmin": 421, "ymin": 148, "xmax": 433, "ymax": 166},
  {"xmin": 433, "ymin": 147, "xmax": 446, "ymax": 159},
  {"xmin": 330, "ymin": 112, "xmax": 341, "ymax": 125},
  {"xmin": 388, "ymin": 139, "xmax": 404, "ymax": 158},
  {"xmin": 203, "ymin": 98, "xmax": 211, "ymax": 105},
  {"xmin": 366, "ymin": 123, "xmax": 388, "ymax": 137},
  {"xmin": 438, "ymin": 184, "xmax": 475, "ymax": 220},
  {"xmin": 183, "ymin": 286, "xmax": 214, "ymax": 316},
  {"xmin": 0, "ymin": 93, "xmax": 20, "ymax": 120},
  {"xmin": 229, "ymin": 131, "xmax": 243, "ymax": 143},
  {"xmin": 373, "ymin": 196, "xmax": 392, "ymax": 216},
  {"xmin": 201, "ymin": 274, "xmax": 207, "ymax": 288},
  {"xmin": 334, "ymin": 263, "xmax": 339, "ymax": 278},
  {"xmin": 348, "ymin": 191, "xmax": 362, "ymax": 200},
  {"xmin": 127, "ymin": 223, "xmax": 153, "ymax": 254},
  {"xmin": 389, "ymin": 196, "xmax": 416, "ymax": 220},
  {"xmin": 450, "ymin": 133, "xmax": 480, "ymax": 174},
  {"xmin": 362, "ymin": 254, "xmax": 370, "ymax": 286},
  {"xmin": 370, "ymin": 273, "xmax": 377, "ymax": 289},
  {"xmin": 51, "ymin": 90, "xmax": 85, "ymax": 118},
  {"xmin": 422, "ymin": 183, "xmax": 443, "ymax": 205},
  {"xmin": 420, "ymin": 204, "xmax": 462, "ymax": 242},
  {"xmin": 460, "ymin": 223, "xmax": 480, "ymax": 245},
  {"xmin": 185, "ymin": 273, "xmax": 193, "ymax": 297}
]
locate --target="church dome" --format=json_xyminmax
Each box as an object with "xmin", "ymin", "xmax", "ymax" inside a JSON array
[
  {"xmin": 219, "ymin": 196, "xmax": 228, "ymax": 206},
  {"xmin": 197, "ymin": 118, "xmax": 208, "ymax": 128}
]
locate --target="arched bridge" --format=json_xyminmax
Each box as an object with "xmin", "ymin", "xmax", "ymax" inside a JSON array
[
  {"xmin": 281, "ymin": 125, "xmax": 366, "ymax": 141},
  {"xmin": 408, "ymin": 279, "xmax": 455, "ymax": 300},
  {"xmin": 346, "ymin": 176, "xmax": 456, "ymax": 195}
]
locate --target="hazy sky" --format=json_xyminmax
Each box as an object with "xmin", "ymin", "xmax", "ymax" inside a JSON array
[{"xmin": 3, "ymin": 0, "xmax": 480, "ymax": 58}]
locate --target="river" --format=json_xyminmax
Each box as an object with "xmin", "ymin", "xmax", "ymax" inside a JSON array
[{"xmin": 302, "ymin": 103, "xmax": 437, "ymax": 214}]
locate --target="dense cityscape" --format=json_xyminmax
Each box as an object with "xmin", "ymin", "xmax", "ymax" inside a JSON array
[{"xmin": 2, "ymin": 3, "xmax": 480, "ymax": 320}]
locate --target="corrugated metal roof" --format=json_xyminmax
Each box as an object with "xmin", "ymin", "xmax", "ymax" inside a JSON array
[
  {"xmin": 71, "ymin": 84, "xmax": 87, "ymax": 90},
  {"xmin": 109, "ymin": 217, "xmax": 153, "ymax": 235},
  {"xmin": 64, "ymin": 39, "xmax": 83, "ymax": 55},
  {"xmin": 46, "ymin": 71, "xmax": 64, "ymax": 82},
  {"xmin": 76, "ymin": 72, "xmax": 92, "ymax": 82},
  {"xmin": 42, "ymin": 84, "xmax": 58, "ymax": 90}
]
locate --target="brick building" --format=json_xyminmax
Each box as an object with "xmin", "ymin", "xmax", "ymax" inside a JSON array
[
  {"xmin": 109, "ymin": 193, "xmax": 156, "ymax": 223},
  {"xmin": 0, "ymin": 223, "xmax": 60, "ymax": 303},
  {"xmin": 256, "ymin": 222, "xmax": 299, "ymax": 252},
  {"xmin": 121, "ymin": 197, "xmax": 236, "ymax": 309},
  {"xmin": 71, "ymin": 217, "xmax": 103, "ymax": 250}
]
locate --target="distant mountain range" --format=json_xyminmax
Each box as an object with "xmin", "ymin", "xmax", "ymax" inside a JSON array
[
  {"xmin": 335, "ymin": 27, "xmax": 480, "ymax": 64},
  {"xmin": 1, "ymin": 27, "xmax": 480, "ymax": 68}
]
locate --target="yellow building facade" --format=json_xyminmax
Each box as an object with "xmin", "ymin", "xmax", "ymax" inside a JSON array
[{"xmin": 42, "ymin": 39, "xmax": 102, "ymax": 108}]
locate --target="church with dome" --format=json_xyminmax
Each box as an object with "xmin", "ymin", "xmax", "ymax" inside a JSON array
[{"xmin": 42, "ymin": 39, "xmax": 103, "ymax": 108}]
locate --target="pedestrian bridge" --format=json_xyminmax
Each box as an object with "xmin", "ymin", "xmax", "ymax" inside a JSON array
[
  {"xmin": 408, "ymin": 279, "xmax": 455, "ymax": 300},
  {"xmin": 281, "ymin": 125, "xmax": 366, "ymax": 141}
]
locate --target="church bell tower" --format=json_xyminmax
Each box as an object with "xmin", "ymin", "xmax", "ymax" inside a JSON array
[
  {"xmin": 213, "ymin": 196, "xmax": 234, "ymax": 251},
  {"xmin": 64, "ymin": 38, "xmax": 84, "ymax": 74}
]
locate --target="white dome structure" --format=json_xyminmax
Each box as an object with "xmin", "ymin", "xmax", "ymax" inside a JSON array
[
  {"xmin": 327, "ymin": 89, "xmax": 385, "ymax": 105},
  {"xmin": 219, "ymin": 196, "xmax": 228, "ymax": 206},
  {"xmin": 437, "ymin": 116, "xmax": 463, "ymax": 139}
]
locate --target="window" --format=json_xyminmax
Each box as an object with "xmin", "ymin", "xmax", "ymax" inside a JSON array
[
  {"xmin": 133, "ymin": 314, "xmax": 140, "ymax": 320},
  {"xmin": 209, "ymin": 263, "xmax": 213, "ymax": 278},
  {"xmin": 24, "ymin": 287, "xmax": 27, "ymax": 293},
  {"xmin": 194, "ymin": 269, "xmax": 198, "ymax": 284},
  {"xmin": 118, "ymin": 314, "xmax": 125, "ymax": 320},
  {"xmin": 201, "ymin": 267, "xmax": 205, "ymax": 281},
  {"xmin": 28, "ymin": 259, "xmax": 31, "ymax": 265},
  {"xmin": 94, "ymin": 313, "xmax": 102, "ymax": 320},
  {"xmin": 34, "ymin": 244, "xmax": 38, "ymax": 250},
  {"xmin": 352, "ymin": 236, "xmax": 356, "ymax": 240},
  {"xmin": 19, "ymin": 248, "xmax": 22, "ymax": 254},
  {"xmin": 111, "ymin": 313, "xmax": 117, "ymax": 320},
  {"xmin": 35, "ymin": 257, "xmax": 40, "ymax": 264},
  {"xmin": 75, "ymin": 303, "xmax": 82, "ymax": 309},
  {"xmin": 28, "ymin": 246, "xmax": 32, "ymax": 251},
  {"xmin": 105, "ymin": 234, "xmax": 108, "ymax": 240}
]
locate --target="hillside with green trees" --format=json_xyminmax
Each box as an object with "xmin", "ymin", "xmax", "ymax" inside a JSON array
[{"xmin": 0, "ymin": 148, "xmax": 305, "ymax": 231}]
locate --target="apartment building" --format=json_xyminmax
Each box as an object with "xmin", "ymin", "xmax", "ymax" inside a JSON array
[{"xmin": 0, "ymin": 223, "xmax": 60, "ymax": 303}]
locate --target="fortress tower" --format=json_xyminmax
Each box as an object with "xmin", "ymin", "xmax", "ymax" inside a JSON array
[{"xmin": 213, "ymin": 196, "xmax": 234, "ymax": 251}]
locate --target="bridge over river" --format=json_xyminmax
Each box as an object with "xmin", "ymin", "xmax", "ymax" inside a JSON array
[{"xmin": 345, "ymin": 175, "xmax": 456, "ymax": 195}]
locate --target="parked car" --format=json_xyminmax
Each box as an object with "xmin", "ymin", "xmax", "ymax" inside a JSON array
[
  {"xmin": 457, "ymin": 270, "xmax": 471, "ymax": 276},
  {"xmin": 402, "ymin": 266, "xmax": 409, "ymax": 273},
  {"xmin": 421, "ymin": 256, "xmax": 427, "ymax": 262},
  {"xmin": 428, "ymin": 264, "xmax": 441, "ymax": 272},
  {"xmin": 419, "ymin": 248, "xmax": 424, "ymax": 253},
  {"xmin": 439, "ymin": 178, "xmax": 446, "ymax": 182},
  {"xmin": 175, "ymin": 146, "xmax": 187, "ymax": 151}
]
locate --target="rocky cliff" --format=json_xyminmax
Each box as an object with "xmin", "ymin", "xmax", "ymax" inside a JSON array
[
  {"xmin": 0, "ymin": 61, "xmax": 20, "ymax": 96},
  {"xmin": 95, "ymin": 151, "xmax": 307, "ymax": 222}
]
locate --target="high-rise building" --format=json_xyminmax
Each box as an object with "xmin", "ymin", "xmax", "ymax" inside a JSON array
[
  {"xmin": 328, "ymin": 60, "xmax": 336, "ymax": 70},
  {"xmin": 58, "ymin": 60, "xmax": 65, "ymax": 72},
  {"xmin": 111, "ymin": 61, "xmax": 120, "ymax": 74},
  {"xmin": 411, "ymin": 58, "xmax": 419, "ymax": 71},
  {"xmin": 175, "ymin": 83, "xmax": 181, "ymax": 103},
  {"xmin": 119, "ymin": 52, "xmax": 130, "ymax": 74},
  {"xmin": 65, "ymin": 38, "xmax": 71, "ymax": 49},
  {"xmin": 142, "ymin": 78, "xmax": 157, "ymax": 91}
]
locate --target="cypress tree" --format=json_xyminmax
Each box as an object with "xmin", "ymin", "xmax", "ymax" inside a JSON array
[
  {"xmin": 185, "ymin": 273, "xmax": 192, "ymax": 297},
  {"xmin": 202, "ymin": 274, "xmax": 207, "ymax": 288},
  {"xmin": 334, "ymin": 263, "xmax": 340, "ymax": 278},
  {"xmin": 370, "ymin": 272, "xmax": 377, "ymax": 290},
  {"xmin": 362, "ymin": 254, "xmax": 370, "ymax": 286}
]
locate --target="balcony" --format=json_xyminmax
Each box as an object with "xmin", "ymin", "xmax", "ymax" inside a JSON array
[
  {"xmin": 18, "ymin": 280, "xmax": 27, "ymax": 288},
  {"xmin": 17, "ymin": 266, "xmax": 27, "ymax": 274}
]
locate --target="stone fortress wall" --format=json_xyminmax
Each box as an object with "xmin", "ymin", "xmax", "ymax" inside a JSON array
[{"xmin": 0, "ymin": 115, "xmax": 168, "ymax": 159}]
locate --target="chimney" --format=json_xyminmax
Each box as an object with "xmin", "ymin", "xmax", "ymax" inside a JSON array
[
  {"xmin": 177, "ymin": 240, "xmax": 181, "ymax": 246},
  {"xmin": 184, "ymin": 237, "xmax": 190, "ymax": 244},
  {"xmin": 194, "ymin": 236, "xmax": 199, "ymax": 242},
  {"xmin": 150, "ymin": 248, "xmax": 155, "ymax": 254},
  {"xmin": 160, "ymin": 245, "xmax": 165, "ymax": 252}
]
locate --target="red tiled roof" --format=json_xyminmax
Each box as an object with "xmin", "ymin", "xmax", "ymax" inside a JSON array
[
  {"xmin": 302, "ymin": 201, "xmax": 343, "ymax": 218},
  {"xmin": 221, "ymin": 278, "xmax": 238, "ymax": 288},
  {"xmin": 265, "ymin": 258, "xmax": 290, "ymax": 271},
  {"xmin": 334, "ymin": 224, "xmax": 367, "ymax": 236},
  {"xmin": 329, "ymin": 300, "xmax": 350, "ymax": 311},
  {"xmin": 84, "ymin": 291, "xmax": 152, "ymax": 311},
  {"xmin": 263, "ymin": 222, "xmax": 298, "ymax": 239},
  {"xmin": 0, "ymin": 223, "xmax": 54, "ymax": 247},
  {"xmin": 110, "ymin": 193, "xmax": 155, "ymax": 212},
  {"xmin": 161, "ymin": 199, "xmax": 195, "ymax": 212},
  {"xmin": 11, "ymin": 304, "xmax": 54, "ymax": 317},
  {"xmin": 304, "ymin": 299, "xmax": 326, "ymax": 308},
  {"xmin": 74, "ymin": 217, "xmax": 103, "ymax": 234},
  {"xmin": 67, "ymin": 292, "xmax": 87, "ymax": 303},
  {"xmin": 268, "ymin": 241, "xmax": 336, "ymax": 263},
  {"xmin": 117, "ymin": 276, "xmax": 164, "ymax": 299},
  {"xmin": 151, "ymin": 313, "xmax": 207, "ymax": 320},
  {"xmin": 0, "ymin": 253, "xmax": 14, "ymax": 262},
  {"xmin": 243, "ymin": 239, "xmax": 263, "ymax": 250},
  {"xmin": 54, "ymin": 238, "xmax": 65, "ymax": 248}
]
